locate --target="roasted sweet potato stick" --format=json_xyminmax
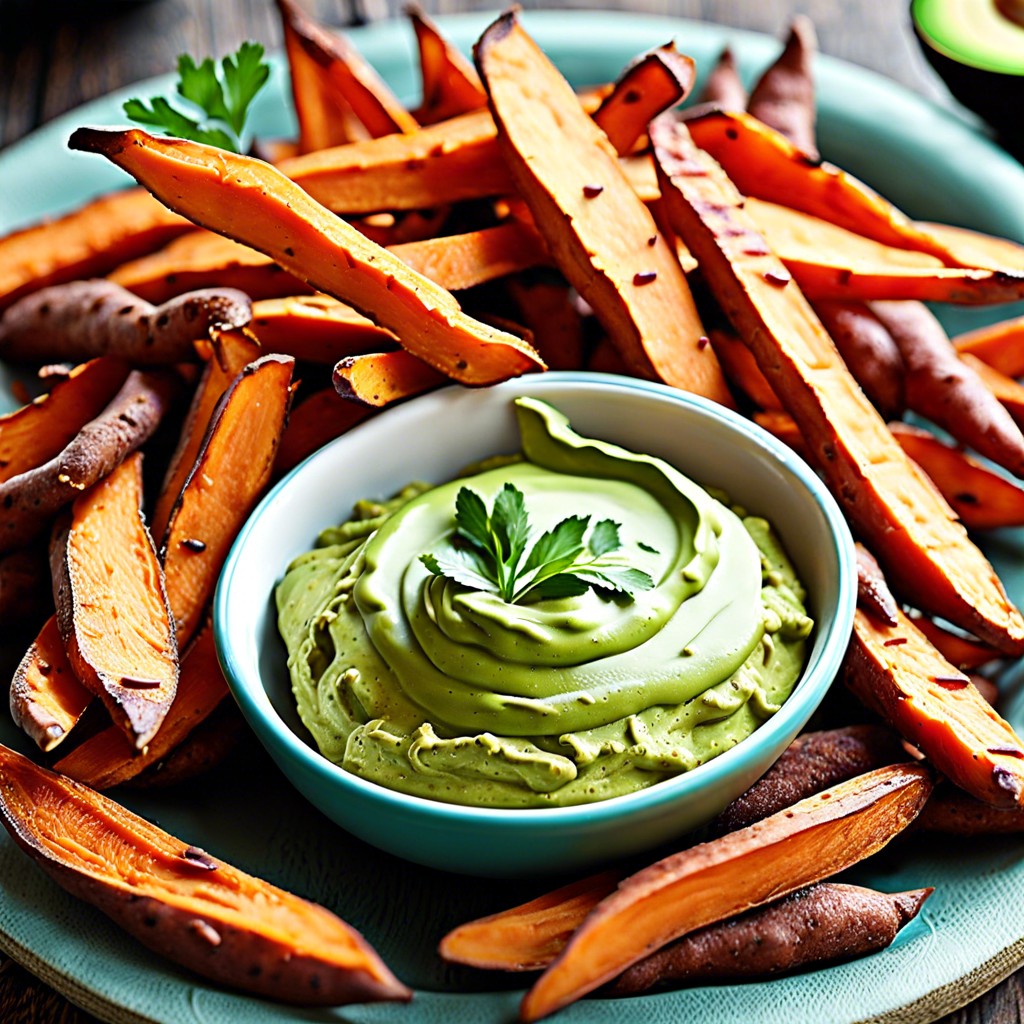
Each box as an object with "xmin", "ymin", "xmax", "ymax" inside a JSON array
[
  {"xmin": 954, "ymin": 314, "xmax": 1024, "ymax": 377},
  {"xmin": 698, "ymin": 46, "xmax": 746, "ymax": 109},
  {"xmin": 708, "ymin": 330, "xmax": 781, "ymax": 411},
  {"xmin": 915, "ymin": 221, "xmax": 1024, "ymax": 273},
  {"xmin": 475, "ymin": 12, "xmax": 731, "ymax": 402},
  {"xmin": 0, "ymin": 743, "xmax": 411, "ymax": 1005},
  {"xmin": 0, "ymin": 357, "xmax": 129, "ymax": 483},
  {"xmin": 53, "ymin": 625, "xmax": 228, "ymax": 789},
  {"xmin": 960, "ymin": 353, "xmax": 1024, "ymax": 424},
  {"xmin": 0, "ymin": 189, "xmax": 191, "ymax": 311},
  {"xmin": 439, "ymin": 871, "xmax": 621, "ymax": 972},
  {"xmin": 51, "ymin": 453, "xmax": 178, "ymax": 750},
  {"xmin": 162, "ymin": 354, "xmax": 294, "ymax": 647},
  {"xmin": 69, "ymin": 127, "xmax": 544, "ymax": 386},
  {"xmin": 0, "ymin": 369, "xmax": 177, "ymax": 554},
  {"xmin": 507, "ymin": 277, "xmax": 586, "ymax": 372},
  {"xmin": 888, "ymin": 420, "xmax": 1024, "ymax": 531},
  {"xmin": 274, "ymin": 387, "xmax": 375, "ymax": 474},
  {"xmin": 520, "ymin": 763, "xmax": 932, "ymax": 1021},
  {"xmin": 845, "ymin": 605, "xmax": 1024, "ymax": 807},
  {"xmin": 9, "ymin": 615, "xmax": 92, "ymax": 753},
  {"xmin": 911, "ymin": 615, "xmax": 999, "ymax": 671},
  {"xmin": 0, "ymin": 280, "xmax": 252, "ymax": 363},
  {"xmin": 651, "ymin": 115, "xmax": 1024, "ymax": 654},
  {"xmin": 407, "ymin": 4, "xmax": 488, "ymax": 124},
  {"xmin": 333, "ymin": 350, "xmax": 445, "ymax": 406},
  {"xmin": 275, "ymin": 0, "xmax": 418, "ymax": 140},
  {"xmin": 918, "ymin": 783, "xmax": 1024, "ymax": 834},
  {"xmin": 856, "ymin": 544, "xmax": 900, "ymax": 627},
  {"xmin": 746, "ymin": 16, "xmax": 818, "ymax": 159}
]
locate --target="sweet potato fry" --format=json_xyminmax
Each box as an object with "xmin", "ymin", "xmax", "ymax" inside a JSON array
[
  {"xmin": 871, "ymin": 300, "xmax": 1024, "ymax": 477},
  {"xmin": 910, "ymin": 615, "xmax": 999, "ymax": 671},
  {"xmin": 407, "ymin": 4, "xmax": 488, "ymax": 124},
  {"xmin": 711, "ymin": 725, "xmax": 907, "ymax": 835},
  {"xmin": 9, "ymin": 615, "xmax": 92, "ymax": 753},
  {"xmin": 274, "ymin": 387, "xmax": 376, "ymax": 474},
  {"xmin": 746, "ymin": 16, "xmax": 818, "ymax": 159},
  {"xmin": 752, "ymin": 409, "xmax": 806, "ymax": 455},
  {"xmin": 650, "ymin": 115, "xmax": 1024, "ymax": 654},
  {"xmin": 0, "ymin": 188, "xmax": 191, "ymax": 311},
  {"xmin": 915, "ymin": 221, "xmax": 1024, "ymax": 273},
  {"xmin": 886, "ymin": 420, "xmax": 1024, "ymax": 531},
  {"xmin": 162, "ymin": 354, "xmax": 294, "ymax": 648},
  {"xmin": 845, "ymin": 605, "xmax": 1024, "ymax": 807},
  {"xmin": 707, "ymin": 329, "xmax": 781, "ymax": 411},
  {"xmin": 274, "ymin": 0, "xmax": 418, "ymax": 140},
  {"xmin": 475, "ymin": 12, "xmax": 731, "ymax": 403},
  {"xmin": 506, "ymin": 277, "xmax": 585, "ymax": 372},
  {"xmin": 0, "ymin": 356, "xmax": 129, "ymax": 483},
  {"xmin": 954, "ymin": 314, "xmax": 1024, "ymax": 377},
  {"xmin": 0, "ymin": 369, "xmax": 178, "ymax": 554},
  {"xmin": 609, "ymin": 883, "xmax": 931, "ymax": 994},
  {"xmin": 856, "ymin": 544, "xmax": 900, "ymax": 627},
  {"xmin": 70, "ymin": 127, "xmax": 544, "ymax": 387},
  {"xmin": 960, "ymin": 353, "xmax": 1024, "ymax": 424},
  {"xmin": 918, "ymin": 783, "xmax": 1024, "ymax": 834},
  {"xmin": 333, "ymin": 350, "xmax": 445, "ymax": 406},
  {"xmin": 53, "ymin": 625, "xmax": 228, "ymax": 789},
  {"xmin": 0, "ymin": 279, "xmax": 252, "ymax": 363},
  {"xmin": 0, "ymin": 743, "xmax": 411, "ymax": 1005},
  {"xmin": 697, "ymin": 46, "xmax": 746, "ymax": 109},
  {"xmin": 520, "ymin": 763, "xmax": 932, "ymax": 1021},
  {"xmin": 51, "ymin": 453, "xmax": 178, "ymax": 750}
]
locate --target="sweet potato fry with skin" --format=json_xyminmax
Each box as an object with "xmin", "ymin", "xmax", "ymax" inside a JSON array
[
  {"xmin": 0, "ymin": 279, "xmax": 252, "ymax": 365},
  {"xmin": 0, "ymin": 743, "xmax": 411, "ymax": 1005},
  {"xmin": 0, "ymin": 189, "xmax": 191, "ymax": 312},
  {"xmin": 439, "ymin": 871, "xmax": 621, "ymax": 972},
  {"xmin": 916, "ymin": 221, "xmax": 1024, "ymax": 273},
  {"xmin": 162, "ymin": 354, "xmax": 294, "ymax": 648},
  {"xmin": 910, "ymin": 615, "xmax": 999, "ymax": 671},
  {"xmin": 274, "ymin": 387, "xmax": 376, "ymax": 474},
  {"xmin": 54, "ymin": 625, "xmax": 228, "ymax": 789},
  {"xmin": 9, "ymin": 615, "xmax": 92, "ymax": 753},
  {"xmin": 52, "ymin": 454, "xmax": 178, "ymax": 750},
  {"xmin": 886, "ymin": 421, "xmax": 1024, "ymax": 531},
  {"xmin": 507, "ymin": 277, "xmax": 585, "ymax": 372},
  {"xmin": 70, "ymin": 127, "xmax": 544, "ymax": 387},
  {"xmin": 0, "ymin": 369, "xmax": 177, "ymax": 554},
  {"xmin": 960, "ymin": 353, "xmax": 1024, "ymax": 424},
  {"xmin": 871, "ymin": 300, "xmax": 1024, "ymax": 477},
  {"xmin": 856, "ymin": 544, "xmax": 900, "ymax": 627},
  {"xmin": 812, "ymin": 300, "xmax": 904, "ymax": 419},
  {"xmin": 475, "ymin": 13, "xmax": 731, "ymax": 403},
  {"xmin": 711, "ymin": 725, "xmax": 907, "ymax": 835},
  {"xmin": 521, "ymin": 763, "xmax": 932, "ymax": 1021},
  {"xmin": 275, "ymin": 0, "xmax": 418, "ymax": 140},
  {"xmin": 610, "ymin": 883, "xmax": 931, "ymax": 994},
  {"xmin": 708, "ymin": 329, "xmax": 781, "ymax": 411},
  {"xmin": 955, "ymin": 315, "xmax": 1024, "ymax": 377},
  {"xmin": 918, "ymin": 783, "xmax": 1024, "ymax": 834},
  {"xmin": 845, "ymin": 605, "xmax": 1024, "ymax": 807},
  {"xmin": 0, "ymin": 357, "xmax": 129, "ymax": 483},
  {"xmin": 407, "ymin": 4, "xmax": 488, "ymax": 124},
  {"xmin": 746, "ymin": 16, "xmax": 818, "ymax": 159},
  {"xmin": 333, "ymin": 350, "xmax": 445, "ymax": 407},
  {"xmin": 651, "ymin": 115, "xmax": 1024, "ymax": 654},
  {"xmin": 591, "ymin": 44, "xmax": 696, "ymax": 156},
  {"xmin": 698, "ymin": 47, "xmax": 746, "ymax": 109},
  {"xmin": 752, "ymin": 409, "xmax": 806, "ymax": 456}
]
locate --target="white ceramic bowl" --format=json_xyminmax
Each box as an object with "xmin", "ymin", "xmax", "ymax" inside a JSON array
[{"xmin": 214, "ymin": 373, "xmax": 856, "ymax": 877}]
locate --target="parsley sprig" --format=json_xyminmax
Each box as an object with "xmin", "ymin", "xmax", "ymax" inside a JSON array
[
  {"xmin": 124, "ymin": 42, "xmax": 270, "ymax": 153},
  {"xmin": 420, "ymin": 483, "xmax": 655, "ymax": 604}
]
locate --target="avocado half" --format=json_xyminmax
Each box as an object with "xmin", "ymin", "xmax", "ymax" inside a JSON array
[{"xmin": 911, "ymin": 0, "xmax": 1024, "ymax": 156}]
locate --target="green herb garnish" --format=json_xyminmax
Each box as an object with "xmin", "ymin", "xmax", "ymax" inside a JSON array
[
  {"xmin": 420, "ymin": 483, "xmax": 655, "ymax": 604},
  {"xmin": 124, "ymin": 41, "xmax": 270, "ymax": 153}
]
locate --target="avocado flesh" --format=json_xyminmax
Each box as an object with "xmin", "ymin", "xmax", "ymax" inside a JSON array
[{"xmin": 912, "ymin": 0, "xmax": 1024, "ymax": 73}]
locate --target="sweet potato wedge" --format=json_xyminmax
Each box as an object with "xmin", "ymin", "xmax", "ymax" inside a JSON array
[
  {"xmin": 162, "ymin": 354, "xmax": 294, "ymax": 648},
  {"xmin": 70, "ymin": 127, "xmax": 544, "ymax": 387},
  {"xmin": 51, "ymin": 453, "xmax": 177, "ymax": 750},
  {"xmin": 960, "ymin": 353, "xmax": 1024, "ymax": 425},
  {"xmin": 855, "ymin": 543, "xmax": 899, "ymax": 627},
  {"xmin": 0, "ymin": 279, "xmax": 252, "ymax": 362},
  {"xmin": 53, "ymin": 624, "xmax": 228, "ymax": 789},
  {"xmin": 506, "ymin": 277, "xmax": 586, "ymax": 372},
  {"xmin": 408, "ymin": 4, "xmax": 488, "ymax": 124},
  {"xmin": 475, "ymin": 12, "xmax": 731, "ymax": 403},
  {"xmin": 844, "ymin": 605, "xmax": 1024, "ymax": 807},
  {"xmin": 0, "ymin": 369, "xmax": 177, "ymax": 554},
  {"xmin": 609, "ymin": 882, "xmax": 930, "ymax": 994},
  {"xmin": 917, "ymin": 783, "xmax": 1024, "ymax": 834},
  {"xmin": 910, "ymin": 615, "xmax": 999, "ymax": 671},
  {"xmin": 650, "ymin": 115, "xmax": 1024, "ymax": 654},
  {"xmin": 0, "ymin": 188, "xmax": 191, "ymax": 311},
  {"xmin": 707, "ymin": 329, "xmax": 781, "ymax": 411},
  {"xmin": 274, "ymin": 386, "xmax": 376, "ymax": 474},
  {"xmin": 520, "ymin": 763, "xmax": 932, "ymax": 1021},
  {"xmin": 915, "ymin": 221, "xmax": 1024, "ymax": 273},
  {"xmin": 0, "ymin": 742, "xmax": 410, "ymax": 1004},
  {"xmin": 698, "ymin": 46, "xmax": 746, "ymax": 109},
  {"xmin": 333, "ymin": 350, "xmax": 445, "ymax": 406},
  {"xmin": 953, "ymin": 314, "xmax": 1024, "ymax": 377},
  {"xmin": 9, "ymin": 615, "xmax": 92, "ymax": 753},
  {"xmin": 0, "ymin": 356, "xmax": 129, "ymax": 483}
]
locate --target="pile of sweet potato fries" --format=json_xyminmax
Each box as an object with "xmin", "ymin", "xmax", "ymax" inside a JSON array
[{"xmin": 2, "ymin": 1, "xmax": 1024, "ymax": 1016}]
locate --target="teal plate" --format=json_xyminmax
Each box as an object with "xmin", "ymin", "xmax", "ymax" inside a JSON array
[{"xmin": 2, "ymin": 10, "xmax": 1024, "ymax": 1024}]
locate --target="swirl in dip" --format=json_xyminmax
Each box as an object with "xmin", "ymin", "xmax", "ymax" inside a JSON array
[{"xmin": 276, "ymin": 398, "xmax": 813, "ymax": 808}]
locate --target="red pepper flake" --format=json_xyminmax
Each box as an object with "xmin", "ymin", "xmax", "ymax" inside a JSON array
[
  {"xmin": 633, "ymin": 270, "xmax": 658, "ymax": 286},
  {"xmin": 932, "ymin": 675, "xmax": 969, "ymax": 689},
  {"xmin": 623, "ymin": 88, "xmax": 642, "ymax": 105},
  {"xmin": 697, "ymin": 335, "xmax": 709, "ymax": 350},
  {"xmin": 121, "ymin": 677, "xmax": 163, "ymax": 690},
  {"xmin": 763, "ymin": 269, "xmax": 792, "ymax": 287},
  {"xmin": 993, "ymin": 765, "xmax": 1022, "ymax": 797},
  {"xmin": 647, "ymin": 235, "xmax": 658, "ymax": 247},
  {"xmin": 954, "ymin": 492, "xmax": 979, "ymax": 505},
  {"xmin": 37, "ymin": 660, "xmax": 52, "ymax": 676},
  {"xmin": 988, "ymin": 746, "xmax": 1024, "ymax": 758},
  {"xmin": 180, "ymin": 538, "xmax": 207, "ymax": 553},
  {"xmin": 582, "ymin": 184, "xmax": 604, "ymax": 198},
  {"xmin": 182, "ymin": 847, "xmax": 219, "ymax": 871},
  {"xmin": 883, "ymin": 637, "xmax": 908, "ymax": 647}
]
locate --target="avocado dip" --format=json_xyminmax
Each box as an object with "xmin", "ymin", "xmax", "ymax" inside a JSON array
[{"xmin": 276, "ymin": 398, "xmax": 813, "ymax": 809}]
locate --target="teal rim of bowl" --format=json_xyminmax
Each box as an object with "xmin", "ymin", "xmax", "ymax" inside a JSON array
[{"xmin": 214, "ymin": 371, "xmax": 857, "ymax": 831}]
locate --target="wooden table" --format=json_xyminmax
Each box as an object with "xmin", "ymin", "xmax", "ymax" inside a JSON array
[{"xmin": 0, "ymin": 1, "xmax": 1021, "ymax": 1022}]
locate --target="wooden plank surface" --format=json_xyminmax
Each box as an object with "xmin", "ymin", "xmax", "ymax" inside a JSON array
[{"xmin": 0, "ymin": 2, "xmax": 1020, "ymax": 1023}]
